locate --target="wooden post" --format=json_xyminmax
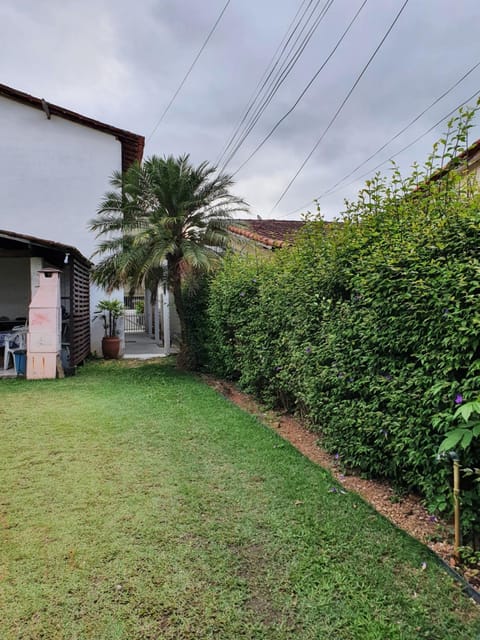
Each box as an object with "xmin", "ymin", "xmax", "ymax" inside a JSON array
[{"xmin": 453, "ymin": 459, "xmax": 461, "ymax": 559}]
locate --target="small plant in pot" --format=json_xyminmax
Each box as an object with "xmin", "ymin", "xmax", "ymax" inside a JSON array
[{"xmin": 96, "ymin": 299, "xmax": 124, "ymax": 359}]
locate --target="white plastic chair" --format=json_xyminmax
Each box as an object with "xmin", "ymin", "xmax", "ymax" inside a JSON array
[{"xmin": 3, "ymin": 329, "xmax": 26, "ymax": 372}]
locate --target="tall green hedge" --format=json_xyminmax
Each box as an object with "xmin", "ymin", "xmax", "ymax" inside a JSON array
[{"xmin": 200, "ymin": 111, "xmax": 480, "ymax": 539}]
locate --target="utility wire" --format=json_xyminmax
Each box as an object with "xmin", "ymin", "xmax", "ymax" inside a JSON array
[
  {"xmin": 283, "ymin": 83, "xmax": 480, "ymax": 218},
  {"xmin": 323, "ymin": 88, "xmax": 480, "ymax": 198},
  {"xmin": 270, "ymin": 0, "xmax": 410, "ymax": 214},
  {"xmin": 217, "ymin": 0, "xmax": 324, "ymax": 168},
  {"xmin": 319, "ymin": 59, "xmax": 480, "ymax": 197},
  {"xmin": 219, "ymin": 0, "xmax": 335, "ymax": 171},
  {"xmin": 231, "ymin": 0, "xmax": 368, "ymax": 177},
  {"xmin": 215, "ymin": 0, "xmax": 313, "ymax": 167},
  {"xmin": 220, "ymin": 0, "xmax": 334, "ymax": 171},
  {"xmin": 147, "ymin": 0, "xmax": 232, "ymax": 142}
]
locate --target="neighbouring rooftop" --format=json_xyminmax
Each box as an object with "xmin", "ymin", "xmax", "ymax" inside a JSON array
[{"xmin": 228, "ymin": 219, "xmax": 306, "ymax": 248}]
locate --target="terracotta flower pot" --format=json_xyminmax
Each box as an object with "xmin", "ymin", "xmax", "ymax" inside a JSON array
[{"xmin": 102, "ymin": 336, "xmax": 121, "ymax": 359}]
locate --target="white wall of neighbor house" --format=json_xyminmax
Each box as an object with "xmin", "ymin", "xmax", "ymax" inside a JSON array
[
  {"xmin": 0, "ymin": 95, "xmax": 125, "ymax": 355},
  {"xmin": 0, "ymin": 257, "xmax": 30, "ymax": 319},
  {"xmin": 0, "ymin": 96, "xmax": 122, "ymax": 260}
]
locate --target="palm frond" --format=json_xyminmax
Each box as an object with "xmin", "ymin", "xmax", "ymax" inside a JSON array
[{"xmin": 89, "ymin": 154, "xmax": 249, "ymax": 348}]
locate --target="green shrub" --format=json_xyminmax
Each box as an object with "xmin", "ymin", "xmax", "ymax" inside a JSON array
[
  {"xmin": 206, "ymin": 253, "xmax": 261, "ymax": 380},
  {"xmin": 182, "ymin": 272, "xmax": 212, "ymax": 370},
  {"xmin": 204, "ymin": 107, "xmax": 480, "ymax": 541}
]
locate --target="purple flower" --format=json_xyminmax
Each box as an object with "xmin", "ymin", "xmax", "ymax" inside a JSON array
[
  {"xmin": 455, "ymin": 394, "xmax": 463, "ymax": 405},
  {"xmin": 305, "ymin": 347, "xmax": 312, "ymax": 354},
  {"xmin": 428, "ymin": 515, "xmax": 437, "ymax": 523},
  {"xmin": 239, "ymin": 291, "xmax": 245, "ymax": 297},
  {"xmin": 334, "ymin": 453, "xmax": 340, "ymax": 460},
  {"xmin": 275, "ymin": 366, "xmax": 282, "ymax": 372}
]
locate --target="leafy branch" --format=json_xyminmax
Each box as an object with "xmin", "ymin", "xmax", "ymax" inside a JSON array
[{"xmin": 438, "ymin": 399, "xmax": 480, "ymax": 452}]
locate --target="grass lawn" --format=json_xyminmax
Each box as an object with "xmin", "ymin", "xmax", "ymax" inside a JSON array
[{"xmin": 0, "ymin": 360, "xmax": 479, "ymax": 640}]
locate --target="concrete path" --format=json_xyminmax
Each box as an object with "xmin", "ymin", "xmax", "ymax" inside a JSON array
[
  {"xmin": 123, "ymin": 332, "xmax": 174, "ymax": 360},
  {"xmin": 0, "ymin": 368, "xmax": 17, "ymax": 378}
]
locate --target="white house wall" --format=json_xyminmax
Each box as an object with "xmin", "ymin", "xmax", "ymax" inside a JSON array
[
  {"xmin": 0, "ymin": 95, "xmax": 125, "ymax": 356},
  {"xmin": 0, "ymin": 96, "xmax": 121, "ymax": 260}
]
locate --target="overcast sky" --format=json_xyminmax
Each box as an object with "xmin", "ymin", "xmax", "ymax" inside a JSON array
[{"xmin": 1, "ymin": 0, "xmax": 479, "ymax": 220}]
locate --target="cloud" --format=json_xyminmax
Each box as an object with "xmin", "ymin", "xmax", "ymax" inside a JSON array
[{"xmin": 1, "ymin": 0, "xmax": 479, "ymax": 221}]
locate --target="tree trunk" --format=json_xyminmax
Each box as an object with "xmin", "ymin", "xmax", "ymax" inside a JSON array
[{"xmin": 169, "ymin": 259, "xmax": 190, "ymax": 368}]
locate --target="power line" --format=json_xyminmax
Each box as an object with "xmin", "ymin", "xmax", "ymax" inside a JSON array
[
  {"xmin": 324, "ymin": 88, "xmax": 480, "ymax": 197},
  {"xmin": 319, "ymin": 60, "xmax": 480, "ymax": 197},
  {"xmin": 215, "ymin": 0, "xmax": 313, "ymax": 168},
  {"xmin": 218, "ymin": 0, "xmax": 335, "ymax": 172},
  {"xmin": 231, "ymin": 0, "xmax": 369, "ymax": 177},
  {"xmin": 270, "ymin": 0, "xmax": 410, "ymax": 214},
  {"xmin": 281, "ymin": 86, "xmax": 480, "ymax": 219},
  {"xmin": 220, "ymin": 0, "xmax": 334, "ymax": 171},
  {"xmin": 217, "ymin": 0, "xmax": 327, "ymax": 169},
  {"xmin": 147, "ymin": 0, "xmax": 232, "ymax": 142}
]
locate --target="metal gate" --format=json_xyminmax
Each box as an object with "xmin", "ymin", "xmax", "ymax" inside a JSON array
[{"xmin": 123, "ymin": 295, "xmax": 145, "ymax": 333}]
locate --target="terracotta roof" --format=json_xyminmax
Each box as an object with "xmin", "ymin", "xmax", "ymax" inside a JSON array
[
  {"xmin": 429, "ymin": 137, "xmax": 480, "ymax": 183},
  {"xmin": 228, "ymin": 219, "xmax": 306, "ymax": 248},
  {"xmin": 0, "ymin": 228, "xmax": 91, "ymax": 266},
  {"xmin": 0, "ymin": 83, "xmax": 144, "ymax": 172}
]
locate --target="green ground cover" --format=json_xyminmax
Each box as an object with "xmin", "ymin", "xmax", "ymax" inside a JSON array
[{"xmin": 0, "ymin": 360, "xmax": 479, "ymax": 639}]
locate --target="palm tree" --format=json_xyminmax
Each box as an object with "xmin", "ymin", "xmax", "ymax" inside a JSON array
[{"xmin": 89, "ymin": 154, "xmax": 248, "ymax": 365}]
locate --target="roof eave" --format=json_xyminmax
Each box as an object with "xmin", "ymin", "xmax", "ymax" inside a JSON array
[
  {"xmin": 0, "ymin": 82, "xmax": 145, "ymax": 171},
  {"xmin": 0, "ymin": 228, "xmax": 92, "ymax": 266}
]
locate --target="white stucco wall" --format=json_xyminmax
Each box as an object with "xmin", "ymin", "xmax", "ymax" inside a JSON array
[
  {"xmin": 0, "ymin": 95, "xmax": 126, "ymax": 355},
  {"xmin": 0, "ymin": 96, "xmax": 122, "ymax": 260}
]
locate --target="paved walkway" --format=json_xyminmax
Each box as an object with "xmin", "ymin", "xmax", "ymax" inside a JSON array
[
  {"xmin": 123, "ymin": 332, "xmax": 174, "ymax": 359},
  {"xmin": 0, "ymin": 368, "xmax": 17, "ymax": 378}
]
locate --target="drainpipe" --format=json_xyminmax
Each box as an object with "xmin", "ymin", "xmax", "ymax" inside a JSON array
[{"xmin": 452, "ymin": 456, "xmax": 461, "ymax": 559}]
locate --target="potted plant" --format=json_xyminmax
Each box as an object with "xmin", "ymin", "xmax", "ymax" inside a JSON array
[{"xmin": 95, "ymin": 299, "xmax": 124, "ymax": 359}]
